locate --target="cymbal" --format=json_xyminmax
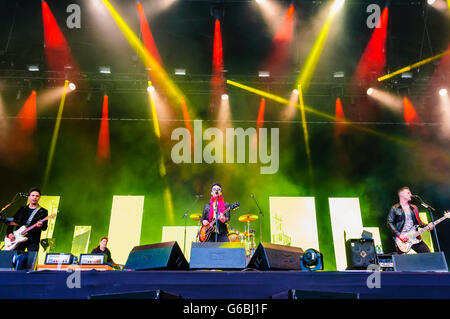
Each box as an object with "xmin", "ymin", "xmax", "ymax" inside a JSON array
[
  {"xmin": 238, "ymin": 214, "xmax": 258, "ymax": 222},
  {"xmin": 189, "ymin": 213, "xmax": 202, "ymax": 221}
]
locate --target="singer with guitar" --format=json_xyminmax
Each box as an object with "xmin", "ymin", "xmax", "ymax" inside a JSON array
[
  {"xmin": 387, "ymin": 186, "xmax": 434, "ymax": 254},
  {"xmin": 200, "ymin": 183, "xmax": 231, "ymax": 242},
  {"xmin": 5, "ymin": 188, "xmax": 48, "ymax": 252}
]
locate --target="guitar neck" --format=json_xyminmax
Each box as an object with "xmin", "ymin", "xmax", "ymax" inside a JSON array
[
  {"xmin": 22, "ymin": 215, "xmax": 52, "ymax": 234},
  {"xmin": 418, "ymin": 215, "xmax": 447, "ymax": 234}
]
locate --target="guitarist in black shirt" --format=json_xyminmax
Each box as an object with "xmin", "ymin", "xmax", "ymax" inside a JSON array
[{"xmin": 6, "ymin": 188, "xmax": 48, "ymax": 252}]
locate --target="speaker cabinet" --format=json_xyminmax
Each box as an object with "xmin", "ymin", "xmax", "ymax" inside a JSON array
[
  {"xmin": 393, "ymin": 252, "xmax": 448, "ymax": 272},
  {"xmin": 124, "ymin": 241, "xmax": 188, "ymax": 270},
  {"xmin": 346, "ymin": 238, "xmax": 377, "ymax": 270},
  {"xmin": 189, "ymin": 242, "xmax": 246, "ymax": 269},
  {"xmin": 0, "ymin": 251, "xmax": 37, "ymax": 271},
  {"xmin": 247, "ymin": 242, "xmax": 304, "ymax": 270}
]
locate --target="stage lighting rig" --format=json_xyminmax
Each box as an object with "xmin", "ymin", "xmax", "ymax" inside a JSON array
[
  {"xmin": 99, "ymin": 66, "xmax": 111, "ymax": 74},
  {"xmin": 300, "ymin": 249, "xmax": 323, "ymax": 271},
  {"xmin": 210, "ymin": 4, "xmax": 225, "ymax": 21},
  {"xmin": 27, "ymin": 65, "xmax": 39, "ymax": 72}
]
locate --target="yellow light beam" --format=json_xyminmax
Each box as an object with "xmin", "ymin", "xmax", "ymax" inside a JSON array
[
  {"xmin": 226, "ymin": 79, "xmax": 410, "ymax": 146},
  {"xmin": 43, "ymin": 80, "xmax": 69, "ymax": 189},
  {"xmin": 378, "ymin": 50, "xmax": 450, "ymax": 82},
  {"xmin": 298, "ymin": 84, "xmax": 313, "ymax": 183},
  {"xmin": 296, "ymin": 0, "xmax": 344, "ymax": 92},
  {"xmin": 99, "ymin": 0, "xmax": 185, "ymax": 103},
  {"xmin": 148, "ymin": 83, "xmax": 161, "ymax": 139}
]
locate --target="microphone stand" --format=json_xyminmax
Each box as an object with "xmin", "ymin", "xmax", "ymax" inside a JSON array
[
  {"xmin": 215, "ymin": 196, "xmax": 218, "ymax": 243},
  {"xmin": 414, "ymin": 195, "xmax": 441, "ymax": 252},
  {"xmin": 250, "ymin": 193, "xmax": 264, "ymax": 244},
  {"xmin": 0, "ymin": 193, "xmax": 22, "ymax": 236},
  {"xmin": 181, "ymin": 195, "xmax": 202, "ymax": 256}
]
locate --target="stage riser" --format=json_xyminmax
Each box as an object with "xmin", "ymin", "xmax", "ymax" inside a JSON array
[{"xmin": 1, "ymin": 271, "xmax": 450, "ymax": 299}]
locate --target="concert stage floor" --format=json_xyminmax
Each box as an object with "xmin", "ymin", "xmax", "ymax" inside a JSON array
[{"xmin": 1, "ymin": 270, "xmax": 450, "ymax": 299}]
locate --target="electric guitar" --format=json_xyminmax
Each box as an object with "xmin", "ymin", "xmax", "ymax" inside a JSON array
[
  {"xmin": 198, "ymin": 202, "xmax": 240, "ymax": 242},
  {"xmin": 395, "ymin": 211, "xmax": 450, "ymax": 253},
  {"xmin": 3, "ymin": 214, "xmax": 56, "ymax": 251}
]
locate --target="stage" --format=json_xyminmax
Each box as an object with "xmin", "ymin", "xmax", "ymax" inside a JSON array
[{"xmin": 1, "ymin": 269, "xmax": 450, "ymax": 299}]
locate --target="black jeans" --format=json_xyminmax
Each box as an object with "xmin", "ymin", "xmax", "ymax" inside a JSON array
[
  {"xmin": 207, "ymin": 232, "xmax": 230, "ymax": 242},
  {"xmin": 15, "ymin": 241, "xmax": 39, "ymax": 252},
  {"xmin": 396, "ymin": 240, "xmax": 430, "ymax": 254}
]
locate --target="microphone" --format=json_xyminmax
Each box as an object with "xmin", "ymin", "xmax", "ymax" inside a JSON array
[
  {"xmin": 412, "ymin": 194, "xmax": 435, "ymax": 211},
  {"xmin": 18, "ymin": 192, "xmax": 29, "ymax": 197}
]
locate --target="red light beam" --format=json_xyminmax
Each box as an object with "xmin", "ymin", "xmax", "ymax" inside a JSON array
[
  {"xmin": 16, "ymin": 91, "xmax": 37, "ymax": 134},
  {"xmin": 97, "ymin": 95, "xmax": 110, "ymax": 164},
  {"xmin": 137, "ymin": 2, "xmax": 164, "ymax": 69},
  {"xmin": 42, "ymin": 1, "xmax": 77, "ymax": 73}
]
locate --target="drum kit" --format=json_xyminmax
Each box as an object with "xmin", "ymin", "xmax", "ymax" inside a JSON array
[{"xmin": 189, "ymin": 212, "xmax": 258, "ymax": 258}]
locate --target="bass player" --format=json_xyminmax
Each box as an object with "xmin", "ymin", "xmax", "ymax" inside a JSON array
[
  {"xmin": 201, "ymin": 183, "xmax": 230, "ymax": 242},
  {"xmin": 387, "ymin": 186, "xmax": 433, "ymax": 254}
]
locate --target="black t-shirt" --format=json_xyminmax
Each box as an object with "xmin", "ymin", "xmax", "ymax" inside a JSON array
[
  {"xmin": 91, "ymin": 246, "xmax": 114, "ymax": 263},
  {"xmin": 6, "ymin": 206, "xmax": 48, "ymax": 244}
]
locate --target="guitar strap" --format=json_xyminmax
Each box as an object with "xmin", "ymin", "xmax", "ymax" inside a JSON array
[{"xmin": 26, "ymin": 206, "xmax": 41, "ymax": 226}]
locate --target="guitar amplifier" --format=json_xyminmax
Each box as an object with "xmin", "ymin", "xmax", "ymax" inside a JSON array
[{"xmin": 44, "ymin": 253, "xmax": 74, "ymax": 265}]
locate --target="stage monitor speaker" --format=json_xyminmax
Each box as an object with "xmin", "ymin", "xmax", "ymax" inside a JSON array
[
  {"xmin": 124, "ymin": 241, "xmax": 189, "ymax": 271},
  {"xmin": 346, "ymin": 238, "xmax": 376, "ymax": 270},
  {"xmin": 392, "ymin": 252, "xmax": 448, "ymax": 272},
  {"xmin": 189, "ymin": 242, "xmax": 246, "ymax": 269},
  {"xmin": 247, "ymin": 242, "xmax": 304, "ymax": 270},
  {"xmin": 271, "ymin": 289, "xmax": 360, "ymax": 299},
  {"xmin": 89, "ymin": 289, "xmax": 181, "ymax": 299},
  {"xmin": 0, "ymin": 251, "xmax": 38, "ymax": 271}
]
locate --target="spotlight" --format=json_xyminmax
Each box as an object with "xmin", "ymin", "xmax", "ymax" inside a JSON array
[
  {"xmin": 367, "ymin": 88, "xmax": 374, "ymax": 96},
  {"xmin": 147, "ymin": 85, "xmax": 155, "ymax": 93},
  {"xmin": 221, "ymin": 94, "xmax": 229, "ymax": 100},
  {"xmin": 439, "ymin": 88, "xmax": 448, "ymax": 96},
  {"xmin": 331, "ymin": 0, "xmax": 345, "ymax": 15},
  {"xmin": 99, "ymin": 66, "xmax": 111, "ymax": 74},
  {"xmin": 175, "ymin": 68, "xmax": 186, "ymax": 75},
  {"xmin": 27, "ymin": 64, "xmax": 39, "ymax": 72},
  {"xmin": 255, "ymin": 0, "xmax": 264, "ymax": 3},
  {"xmin": 427, "ymin": 0, "xmax": 436, "ymax": 5},
  {"xmin": 292, "ymin": 89, "xmax": 299, "ymax": 95},
  {"xmin": 300, "ymin": 249, "xmax": 324, "ymax": 271},
  {"xmin": 258, "ymin": 71, "xmax": 270, "ymax": 78},
  {"xmin": 68, "ymin": 82, "xmax": 76, "ymax": 91},
  {"xmin": 401, "ymin": 72, "xmax": 413, "ymax": 79},
  {"xmin": 333, "ymin": 71, "xmax": 345, "ymax": 78}
]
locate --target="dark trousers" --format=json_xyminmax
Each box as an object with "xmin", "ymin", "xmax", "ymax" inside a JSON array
[
  {"xmin": 396, "ymin": 240, "xmax": 430, "ymax": 254},
  {"xmin": 15, "ymin": 241, "xmax": 39, "ymax": 252},
  {"xmin": 207, "ymin": 232, "xmax": 230, "ymax": 242}
]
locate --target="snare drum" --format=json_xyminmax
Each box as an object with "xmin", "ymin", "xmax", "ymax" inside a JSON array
[{"xmin": 227, "ymin": 228, "xmax": 241, "ymax": 242}]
